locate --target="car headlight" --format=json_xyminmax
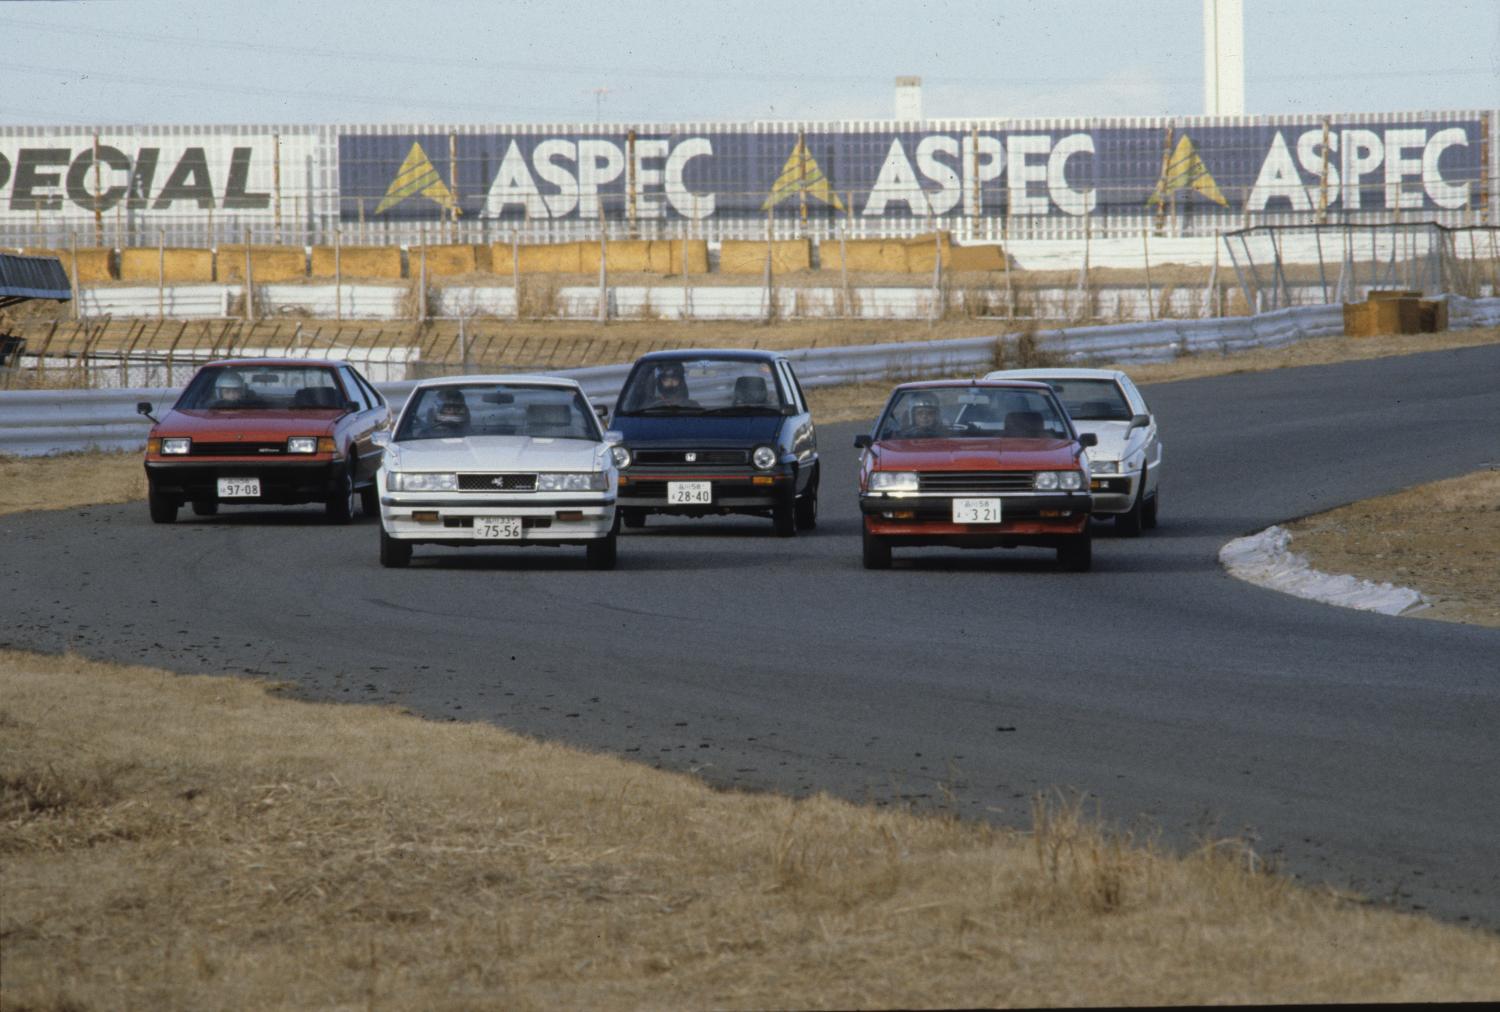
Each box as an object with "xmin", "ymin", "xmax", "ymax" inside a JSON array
[
  {"xmin": 1035, "ymin": 471, "xmax": 1084, "ymax": 491},
  {"xmin": 391, "ymin": 472, "xmax": 458, "ymax": 491},
  {"xmin": 286, "ymin": 436, "xmax": 318, "ymax": 454},
  {"xmin": 537, "ymin": 472, "xmax": 608, "ymax": 492},
  {"xmin": 160, "ymin": 437, "xmax": 191, "ymax": 455},
  {"xmin": 611, "ymin": 445, "xmax": 631, "ymax": 469},
  {"xmin": 869, "ymin": 471, "xmax": 919, "ymax": 493},
  {"xmin": 1090, "ymin": 458, "xmax": 1119, "ymax": 475},
  {"xmin": 752, "ymin": 445, "xmax": 778, "ymax": 470}
]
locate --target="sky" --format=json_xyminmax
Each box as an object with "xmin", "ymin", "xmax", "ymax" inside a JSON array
[{"xmin": 1, "ymin": 0, "xmax": 1496, "ymax": 126}]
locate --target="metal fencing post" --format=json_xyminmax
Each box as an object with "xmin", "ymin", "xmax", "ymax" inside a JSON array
[{"xmin": 244, "ymin": 228, "xmax": 255, "ymax": 323}]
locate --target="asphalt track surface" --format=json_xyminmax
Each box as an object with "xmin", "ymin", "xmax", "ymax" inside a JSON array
[{"xmin": 5, "ymin": 344, "xmax": 1499, "ymax": 929}]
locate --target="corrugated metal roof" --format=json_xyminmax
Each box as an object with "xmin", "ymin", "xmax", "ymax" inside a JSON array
[{"xmin": 0, "ymin": 253, "xmax": 71, "ymax": 303}]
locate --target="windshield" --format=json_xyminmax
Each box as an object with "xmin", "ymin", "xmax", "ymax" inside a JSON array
[
  {"xmin": 876, "ymin": 387, "xmax": 1072, "ymax": 441},
  {"xmin": 616, "ymin": 357, "xmax": 789, "ymax": 416},
  {"xmin": 177, "ymin": 365, "xmax": 346, "ymax": 411},
  {"xmin": 1036, "ymin": 378, "xmax": 1133, "ymax": 421},
  {"xmin": 396, "ymin": 383, "xmax": 601, "ymax": 442}
]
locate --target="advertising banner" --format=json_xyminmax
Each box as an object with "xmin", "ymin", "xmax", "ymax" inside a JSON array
[
  {"xmin": 0, "ymin": 130, "xmax": 319, "ymax": 227},
  {"xmin": 338, "ymin": 115, "xmax": 1487, "ymax": 226}
]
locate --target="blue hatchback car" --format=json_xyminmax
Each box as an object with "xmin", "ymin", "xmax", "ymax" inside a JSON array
[{"xmin": 609, "ymin": 349, "xmax": 820, "ymax": 536}]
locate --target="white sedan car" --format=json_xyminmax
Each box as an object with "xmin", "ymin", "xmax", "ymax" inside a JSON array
[
  {"xmin": 374, "ymin": 375, "xmax": 620, "ymax": 568},
  {"xmin": 984, "ymin": 367, "xmax": 1161, "ymax": 535}
]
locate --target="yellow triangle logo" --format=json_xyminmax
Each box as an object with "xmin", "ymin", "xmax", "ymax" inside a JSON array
[
  {"xmin": 375, "ymin": 142, "xmax": 459, "ymax": 216},
  {"xmin": 1147, "ymin": 135, "xmax": 1228, "ymax": 208},
  {"xmin": 762, "ymin": 139, "xmax": 844, "ymax": 211}
]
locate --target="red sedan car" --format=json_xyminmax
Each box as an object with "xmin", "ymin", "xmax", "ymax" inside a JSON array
[
  {"xmin": 138, "ymin": 359, "xmax": 390, "ymax": 524},
  {"xmin": 856, "ymin": 380, "xmax": 1098, "ymax": 570}
]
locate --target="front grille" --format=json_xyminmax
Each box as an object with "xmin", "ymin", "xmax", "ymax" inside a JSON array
[
  {"xmin": 458, "ymin": 473, "xmax": 537, "ymax": 492},
  {"xmin": 918, "ymin": 471, "xmax": 1035, "ymax": 492},
  {"xmin": 633, "ymin": 449, "xmax": 749, "ymax": 465},
  {"xmin": 190, "ymin": 441, "xmax": 286, "ymax": 456}
]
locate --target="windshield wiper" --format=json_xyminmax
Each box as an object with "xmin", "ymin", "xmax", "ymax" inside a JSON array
[
  {"xmin": 699, "ymin": 405, "xmax": 785, "ymax": 416},
  {"xmin": 632, "ymin": 404, "xmax": 702, "ymax": 415}
]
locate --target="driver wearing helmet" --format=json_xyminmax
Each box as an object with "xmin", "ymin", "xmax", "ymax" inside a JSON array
[
  {"xmin": 650, "ymin": 362, "xmax": 699, "ymax": 408},
  {"xmin": 214, "ymin": 371, "xmax": 250, "ymax": 407},
  {"xmin": 429, "ymin": 388, "xmax": 471, "ymax": 435},
  {"xmin": 899, "ymin": 392, "xmax": 946, "ymax": 438}
]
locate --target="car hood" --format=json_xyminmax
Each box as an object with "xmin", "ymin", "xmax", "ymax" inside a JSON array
[
  {"xmin": 611, "ymin": 414, "xmax": 783, "ymax": 446},
  {"xmin": 872, "ymin": 437, "xmax": 1080, "ymax": 470},
  {"xmin": 156, "ymin": 408, "xmax": 342, "ymax": 439},
  {"xmin": 1076, "ymin": 420, "xmax": 1141, "ymax": 460},
  {"xmin": 385, "ymin": 436, "xmax": 608, "ymax": 472}
]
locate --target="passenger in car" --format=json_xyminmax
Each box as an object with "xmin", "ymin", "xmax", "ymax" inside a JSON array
[
  {"xmin": 732, "ymin": 375, "xmax": 770, "ymax": 406},
  {"xmin": 1004, "ymin": 410, "xmax": 1046, "ymax": 438}
]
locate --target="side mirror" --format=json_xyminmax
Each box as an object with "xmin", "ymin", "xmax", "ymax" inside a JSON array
[
  {"xmin": 345, "ymin": 401, "xmax": 361, "ymax": 414},
  {"xmin": 594, "ymin": 404, "xmax": 610, "ymax": 424},
  {"xmin": 1077, "ymin": 432, "xmax": 1098, "ymax": 448},
  {"xmin": 603, "ymin": 429, "xmax": 624, "ymax": 446},
  {"xmin": 136, "ymin": 402, "xmax": 158, "ymax": 423},
  {"xmin": 370, "ymin": 431, "xmax": 391, "ymax": 448},
  {"xmin": 1128, "ymin": 413, "xmax": 1151, "ymax": 431},
  {"xmin": 853, "ymin": 433, "xmax": 873, "ymax": 449}
]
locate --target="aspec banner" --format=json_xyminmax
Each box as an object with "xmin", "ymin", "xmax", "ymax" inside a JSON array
[{"xmin": 340, "ymin": 115, "xmax": 1488, "ymax": 224}]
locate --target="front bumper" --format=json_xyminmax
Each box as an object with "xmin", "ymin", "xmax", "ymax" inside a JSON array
[
  {"xmin": 617, "ymin": 467, "xmax": 794, "ymax": 513},
  {"xmin": 860, "ymin": 491, "xmax": 1090, "ymax": 542},
  {"xmin": 1088, "ymin": 470, "xmax": 1141, "ymax": 515},
  {"xmin": 145, "ymin": 457, "xmax": 341, "ymax": 505},
  {"xmin": 379, "ymin": 493, "xmax": 615, "ymax": 544}
]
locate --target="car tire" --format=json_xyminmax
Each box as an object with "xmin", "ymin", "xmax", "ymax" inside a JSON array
[
  {"xmin": 1143, "ymin": 488, "xmax": 1159, "ymax": 530},
  {"xmin": 621, "ymin": 508, "xmax": 646, "ymax": 529},
  {"xmin": 325, "ymin": 464, "xmax": 356, "ymax": 524},
  {"xmin": 359, "ymin": 481, "xmax": 379, "ymax": 518},
  {"xmin": 1115, "ymin": 469, "xmax": 1145, "ymax": 537},
  {"xmin": 585, "ymin": 532, "xmax": 618, "ymax": 570},
  {"xmin": 794, "ymin": 467, "xmax": 819, "ymax": 531},
  {"xmin": 379, "ymin": 526, "xmax": 411, "ymax": 568},
  {"xmin": 772, "ymin": 499, "xmax": 797, "ymax": 537},
  {"xmin": 862, "ymin": 526, "xmax": 892, "ymax": 570},
  {"xmin": 190, "ymin": 499, "xmax": 218, "ymax": 517},
  {"xmin": 1058, "ymin": 531, "xmax": 1093, "ymax": 572},
  {"xmin": 148, "ymin": 486, "xmax": 177, "ymax": 524}
]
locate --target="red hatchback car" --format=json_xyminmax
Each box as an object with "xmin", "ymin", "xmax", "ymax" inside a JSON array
[
  {"xmin": 856, "ymin": 379, "xmax": 1098, "ymax": 570},
  {"xmin": 138, "ymin": 359, "xmax": 391, "ymax": 524}
]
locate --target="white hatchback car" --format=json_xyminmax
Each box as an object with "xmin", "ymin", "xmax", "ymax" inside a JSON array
[
  {"xmin": 984, "ymin": 367, "xmax": 1161, "ymax": 535},
  {"xmin": 374, "ymin": 375, "xmax": 620, "ymax": 568}
]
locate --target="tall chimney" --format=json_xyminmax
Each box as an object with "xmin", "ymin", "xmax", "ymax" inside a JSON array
[
  {"xmin": 894, "ymin": 76, "xmax": 924, "ymax": 121},
  {"xmin": 1203, "ymin": 0, "xmax": 1245, "ymax": 115}
]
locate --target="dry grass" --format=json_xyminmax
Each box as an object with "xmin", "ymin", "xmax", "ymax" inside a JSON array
[
  {"xmin": 1286, "ymin": 468, "xmax": 1500, "ymax": 628},
  {"xmin": 3, "ymin": 648, "xmax": 1497, "ymax": 1010},
  {"xmin": 0, "ymin": 450, "xmax": 144, "ymax": 514}
]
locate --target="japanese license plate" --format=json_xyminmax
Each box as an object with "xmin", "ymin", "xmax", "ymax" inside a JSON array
[
  {"xmin": 667, "ymin": 481, "xmax": 712, "ymax": 505},
  {"xmin": 952, "ymin": 497, "xmax": 1001, "ymax": 524},
  {"xmin": 216, "ymin": 477, "xmax": 260, "ymax": 498},
  {"xmin": 474, "ymin": 517, "xmax": 523, "ymax": 539}
]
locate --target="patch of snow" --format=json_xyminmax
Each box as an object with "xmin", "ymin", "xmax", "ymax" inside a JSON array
[{"xmin": 1218, "ymin": 525, "xmax": 1428, "ymax": 617}]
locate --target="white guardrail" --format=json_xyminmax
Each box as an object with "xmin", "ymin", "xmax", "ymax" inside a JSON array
[{"xmin": 3, "ymin": 296, "xmax": 1498, "ymax": 457}]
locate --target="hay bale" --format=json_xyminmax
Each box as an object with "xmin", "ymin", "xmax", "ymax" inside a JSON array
[
  {"xmin": 836, "ymin": 238, "xmax": 910, "ymax": 272},
  {"xmin": 218, "ymin": 245, "xmax": 307, "ymax": 282},
  {"xmin": 662, "ymin": 240, "xmax": 709, "ymax": 275},
  {"xmin": 309, "ymin": 245, "xmax": 404, "ymax": 280},
  {"xmin": 582, "ymin": 239, "xmax": 651, "ymax": 274},
  {"xmin": 24, "ymin": 247, "xmax": 114, "ymax": 282},
  {"xmin": 515, "ymin": 242, "xmax": 587, "ymax": 274},
  {"xmin": 407, "ymin": 244, "xmax": 490, "ymax": 277},
  {"xmin": 118, "ymin": 247, "xmax": 213, "ymax": 283},
  {"xmin": 947, "ymin": 242, "xmax": 1008, "ymax": 271},
  {"xmin": 719, "ymin": 239, "xmax": 812, "ymax": 274}
]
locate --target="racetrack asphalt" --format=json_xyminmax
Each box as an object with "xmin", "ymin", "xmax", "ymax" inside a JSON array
[{"xmin": 4, "ymin": 342, "xmax": 1498, "ymax": 929}]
